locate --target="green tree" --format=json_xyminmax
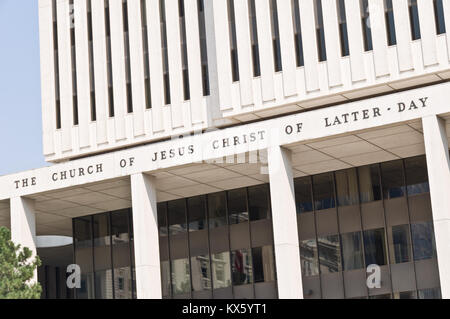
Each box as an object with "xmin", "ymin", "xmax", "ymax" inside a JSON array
[{"xmin": 0, "ymin": 226, "xmax": 42, "ymax": 299}]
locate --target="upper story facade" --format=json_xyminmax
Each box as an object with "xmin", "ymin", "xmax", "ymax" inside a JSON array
[{"xmin": 39, "ymin": 0, "xmax": 450, "ymax": 162}]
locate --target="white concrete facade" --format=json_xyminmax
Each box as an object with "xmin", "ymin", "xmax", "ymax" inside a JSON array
[{"xmin": 2, "ymin": 0, "xmax": 450, "ymax": 299}]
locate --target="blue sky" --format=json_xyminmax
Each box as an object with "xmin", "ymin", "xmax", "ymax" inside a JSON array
[{"xmin": 0, "ymin": 0, "xmax": 48, "ymax": 175}]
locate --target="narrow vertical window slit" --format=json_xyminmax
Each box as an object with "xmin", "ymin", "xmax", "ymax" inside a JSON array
[
  {"xmin": 269, "ymin": 0, "xmax": 282, "ymax": 72},
  {"xmin": 227, "ymin": 0, "xmax": 239, "ymax": 82},
  {"xmin": 140, "ymin": 0, "xmax": 152, "ymax": 109}
]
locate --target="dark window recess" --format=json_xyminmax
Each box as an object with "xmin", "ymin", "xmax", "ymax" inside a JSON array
[
  {"xmin": 292, "ymin": 0, "xmax": 305, "ymax": 66},
  {"xmin": 409, "ymin": 0, "xmax": 421, "ymax": 40},
  {"xmin": 314, "ymin": 0, "xmax": 327, "ymax": 62},
  {"xmin": 249, "ymin": 0, "xmax": 261, "ymax": 76},
  {"xmin": 228, "ymin": 0, "xmax": 239, "ymax": 82},
  {"xmin": 105, "ymin": 0, "xmax": 115, "ymax": 117},
  {"xmin": 385, "ymin": 0, "xmax": 397, "ymax": 46},
  {"xmin": 141, "ymin": 0, "xmax": 152, "ymax": 109},
  {"xmin": 361, "ymin": 0, "xmax": 373, "ymax": 51},
  {"xmin": 337, "ymin": 0, "xmax": 350, "ymax": 56},
  {"xmin": 123, "ymin": 1, "xmax": 133, "ymax": 113},
  {"xmin": 270, "ymin": 0, "xmax": 282, "ymax": 72},
  {"xmin": 179, "ymin": 0, "xmax": 190, "ymax": 101},
  {"xmin": 52, "ymin": 0, "xmax": 61, "ymax": 129},
  {"xmin": 197, "ymin": 0, "xmax": 210, "ymax": 96},
  {"xmin": 160, "ymin": 0, "xmax": 171, "ymax": 104},
  {"xmin": 69, "ymin": 0, "xmax": 79, "ymax": 126},
  {"xmin": 87, "ymin": 0, "xmax": 96, "ymax": 121},
  {"xmin": 434, "ymin": 0, "xmax": 446, "ymax": 35}
]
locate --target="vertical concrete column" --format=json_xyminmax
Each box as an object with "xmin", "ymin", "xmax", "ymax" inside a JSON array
[
  {"xmin": 10, "ymin": 197, "xmax": 37, "ymax": 283},
  {"xmin": 130, "ymin": 173, "xmax": 162, "ymax": 299},
  {"xmin": 267, "ymin": 146, "xmax": 303, "ymax": 299},
  {"xmin": 422, "ymin": 115, "xmax": 450, "ymax": 299}
]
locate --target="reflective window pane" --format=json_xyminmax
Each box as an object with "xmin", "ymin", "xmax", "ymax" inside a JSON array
[
  {"xmin": 228, "ymin": 188, "xmax": 248, "ymax": 224},
  {"xmin": 313, "ymin": 173, "xmax": 336, "ymax": 211},
  {"xmin": 341, "ymin": 232, "xmax": 364, "ymax": 271},
  {"xmin": 171, "ymin": 258, "xmax": 191, "ymax": 295},
  {"xmin": 335, "ymin": 169, "xmax": 359, "ymax": 207},
  {"xmin": 381, "ymin": 161, "xmax": 406, "ymax": 199},
  {"xmin": 168, "ymin": 199, "xmax": 187, "ymax": 235},
  {"xmin": 363, "ymin": 228, "xmax": 387, "ymax": 266},
  {"xmin": 211, "ymin": 252, "xmax": 232, "ymax": 289},
  {"xmin": 252, "ymin": 246, "xmax": 276, "ymax": 283},
  {"xmin": 191, "ymin": 255, "xmax": 212, "ymax": 292},
  {"xmin": 161, "ymin": 260, "xmax": 171, "ymax": 298},
  {"xmin": 248, "ymin": 184, "xmax": 270, "ymax": 221},
  {"xmin": 231, "ymin": 249, "xmax": 253, "ymax": 285},
  {"xmin": 318, "ymin": 235, "xmax": 342, "ymax": 273},
  {"xmin": 405, "ymin": 156, "xmax": 429, "ymax": 196},
  {"xmin": 294, "ymin": 177, "xmax": 313, "ymax": 214},
  {"xmin": 358, "ymin": 165, "xmax": 382, "ymax": 203},
  {"xmin": 391, "ymin": 225, "xmax": 411, "ymax": 264},
  {"xmin": 208, "ymin": 192, "xmax": 227, "ymax": 229},
  {"xmin": 418, "ymin": 287, "xmax": 441, "ymax": 299},
  {"xmin": 188, "ymin": 196, "xmax": 207, "ymax": 231},
  {"xmin": 92, "ymin": 214, "xmax": 113, "ymax": 299},
  {"xmin": 74, "ymin": 217, "xmax": 94, "ymax": 299},
  {"xmin": 412, "ymin": 222, "xmax": 436, "ymax": 261},
  {"xmin": 300, "ymin": 239, "xmax": 319, "ymax": 277},
  {"xmin": 157, "ymin": 203, "xmax": 168, "ymax": 236}
]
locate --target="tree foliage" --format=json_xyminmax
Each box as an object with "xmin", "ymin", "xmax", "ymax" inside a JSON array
[{"xmin": 0, "ymin": 226, "xmax": 42, "ymax": 299}]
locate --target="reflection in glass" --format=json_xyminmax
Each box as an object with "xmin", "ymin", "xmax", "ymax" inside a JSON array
[
  {"xmin": 74, "ymin": 216, "xmax": 94, "ymax": 299},
  {"xmin": 158, "ymin": 203, "xmax": 168, "ymax": 236},
  {"xmin": 300, "ymin": 239, "xmax": 319, "ymax": 277},
  {"xmin": 188, "ymin": 196, "xmax": 207, "ymax": 231},
  {"xmin": 381, "ymin": 161, "xmax": 406, "ymax": 199},
  {"xmin": 171, "ymin": 258, "xmax": 191, "ymax": 295},
  {"xmin": 341, "ymin": 232, "xmax": 364, "ymax": 271},
  {"xmin": 93, "ymin": 214, "xmax": 113, "ymax": 299},
  {"xmin": 294, "ymin": 177, "xmax": 313, "ymax": 214},
  {"xmin": 363, "ymin": 228, "xmax": 387, "ymax": 266},
  {"xmin": 391, "ymin": 225, "xmax": 411, "ymax": 264},
  {"xmin": 168, "ymin": 199, "xmax": 187, "ymax": 235},
  {"xmin": 228, "ymin": 188, "xmax": 248, "ymax": 224},
  {"xmin": 208, "ymin": 192, "xmax": 227, "ymax": 228},
  {"xmin": 161, "ymin": 260, "xmax": 171, "ymax": 298},
  {"xmin": 405, "ymin": 156, "xmax": 430, "ymax": 196},
  {"xmin": 191, "ymin": 255, "xmax": 212, "ymax": 292},
  {"xmin": 412, "ymin": 222, "xmax": 436, "ymax": 261},
  {"xmin": 231, "ymin": 249, "xmax": 253, "ymax": 285},
  {"xmin": 313, "ymin": 173, "xmax": 336, "ymax": 211},
  {"xmin": 318, "ymin": 235, "xmax": 342, "ymax": 273},
  {"xmin": 248, "ymin": 184, "xmax": 270, "ymax": 221},
  {"xmin": 252, "ymin": 246, "xmax": 276, "ymax": 283},
  {"xmin": 418, "ymin": 287, "xmax": 441, "ymax": 299},
  {"xmin": 335, "ymin": 169, "xmax": 359, "ymax": 207},
  {"xmin": 358, "ymin": 165, "xmax": 381, "ymax": 203},
  {"xmin": 211, "ymin": 252, "xmax": 232, "ymax": 289},
  {"xmin": 394, "ymin": 291, "xmax": 417, "ymax": 299}
]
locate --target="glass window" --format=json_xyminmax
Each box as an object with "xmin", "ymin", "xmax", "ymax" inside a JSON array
[
  {"xmin": 405, "ymin": 156, "xmax": 430, "ymax": 196},
  {"xmin": 418, "ymin": 287, "xmax": 442, "ymax": 299},
  {"xmin": 360, "ymin": 0, "xmax": 373, "ymax": 51},
  {"xmin": 300, "ymin": 239, "xmax": 319, "ymax": 277},
  {"xmin": 411, "ymin": 222, "xmax": 436, "ymax": 260},
  {"xmin": 313, "ymin": 173, "xmax": 336, "ymax": 211},
  {"xmin": 358, "ymin": 165, "xmax": 382, "ymax": 203},
  {"xmin": 314, "ymin": 0, "xmax": 327, "ymax": 61},
  {"xmin": 318, "ymin": 235, "xmax": 342, "ymax": 274},
  {"xmin": 394, "ymin": 291, "xmax": 417, "ymax": 299},
  {"xmin": 191, "ymin": 255, "xmax": 212, "ymax": 292},
  {"xmin": 74, "ymin": 216, "xmax": 94, "ymax": 299},
  {"xmin": 269, "ymin": 0, "xmax": 282, "ymax": 71},
  {"xmin": 111, "ymin": 210, "xmax": 132, "ymax": 299},
  {"xmin": 384, "ymin": 0, "xmax": 397, "ymax": 45},
  {"xmin": 168, "ymin": 199, "xmax": 187, "ymax": 235},
  {"xmin": 391, "ymin": 225, "xmax": 412, "ymax": 264},
  {"xmin": 93, "ymin": 213, "xmax": 113, "ymax": 299},
  {"xmin": 337, "ymin": 0, "xmax": 350, "ymax": 56},
  {"xmin": 231, "ymin": 249, "xmax": 253, "ymax": 285},
  {"xmin": 227, "ymin": 0, "xmax": 239, "ymax": 82},
  {"xmin": 363, "ymin": 228, "xmax": 387, "ymax": 266},
  {"xmin": 434, "ymin": 0, "xmax": 446, "ymax": 34},
  {"xmin": 409, "ymin": 0, "xmax": 421, "ymax": 40},
  {"xmin": 197, "ymin": 0, "xmax": 210, "ymax": 96},
  {"xmin": 211, "ymin": 252, "xmax": 232, "ymax": 289},
  {"xmin": 335, "ymin": 169, "xmax": 359, "ymax": 207},
  {"xmin": 161, "ymin": 260, "xmax": 171, "ymax": 298},
  {"xmin": 208, "ymin": 192, "xmax": 227, "ymax": 228},
  {"xmin": 292, "ymin": 0, "xmax": 305, "ymax": 66},
  {"xmin": 188, "ymin": 196, "xmax": 207, "ymax": 231},
  {"xmin": 228, "ymin": 188, "xmax": 248, "ymax": 224},
  {"xmin": 295, "ymin": 177, "xmax": 313, "ymax": 214},
  {"xmin": 248, "ymin": 184, "xmax": 270, "ymax": 221},
  {"xmin": 171, "ymin": 258, "xmax": 191, "ymax": 295},
  {"xmin": 341, "ymin": 232, "xmax": 364, "ymax": 271},
  {"xmin": 252, "ymin": 246, "xmax": 276, "ymax": 283},
  {"xmin": 248, "ymin": 0, "xmax": 261, "ymax": 76},
  {"xmin": 381, "ymin": 161, "xmax": 406, "ymax": 199},
  {"xmin": 158, "ymin": 203, "xmax": 168, "ymax": 236}
]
